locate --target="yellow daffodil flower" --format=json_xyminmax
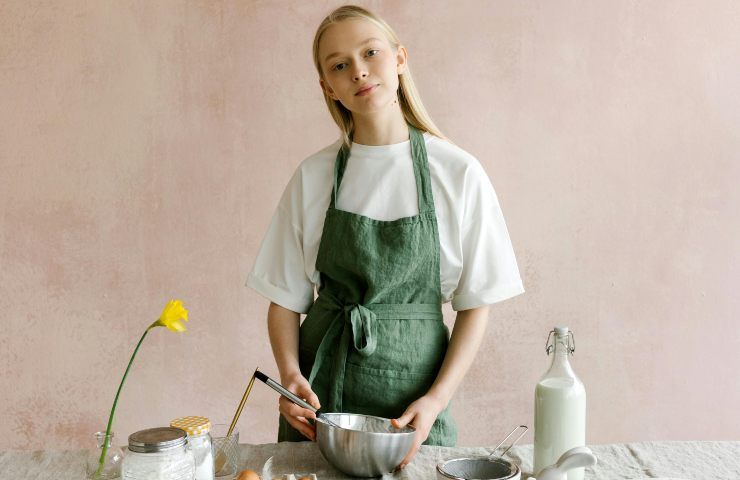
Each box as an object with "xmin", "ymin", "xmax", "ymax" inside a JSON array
[
  {"xmin": 149, "ymin": 299, "xmax": 189, "ymax": 332},
  {"xmin": 95, "ymin": 299, "xmax": 189, "ymax": 479}
]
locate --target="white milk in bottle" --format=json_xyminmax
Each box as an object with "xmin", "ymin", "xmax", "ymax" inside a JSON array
[{"xmin": 534, "ymin": 326, "xmax": 587, "ymax": 480}]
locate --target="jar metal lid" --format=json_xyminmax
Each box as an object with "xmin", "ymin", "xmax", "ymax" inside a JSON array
[{"xmin": 128, "ymin": 427, "xmax": 188, "ymax": 453}]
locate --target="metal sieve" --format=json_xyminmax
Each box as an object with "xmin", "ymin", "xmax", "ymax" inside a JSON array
[{"xmin": 437, "ymin": 425, "xmax": 528, "ymax": 480}]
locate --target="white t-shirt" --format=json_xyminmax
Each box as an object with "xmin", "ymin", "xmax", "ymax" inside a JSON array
[{"xmin": 246, "ymin": 132, "xmax": 525, "ymax": 314}]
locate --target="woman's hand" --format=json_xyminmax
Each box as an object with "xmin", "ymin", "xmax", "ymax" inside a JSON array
[
  {"xmin": 391, "ymin": 394, "xmax": 446, "ymax": 470},
  {"xmin": 390, "ymin": 306, "xmax": 490, "ymax": 468},
  {"xmin": 279, "ymin": 371, "xmax": 321, "ymax": 441}
]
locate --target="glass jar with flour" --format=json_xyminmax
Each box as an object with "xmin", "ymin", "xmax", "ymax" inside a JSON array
[
  {"xmin": 170, "ymin": 416, "xmax": 215, "ymax": 480},
  {"xmin": 122, "ymin": 427, "xmax": 195, "ymax": 480}
]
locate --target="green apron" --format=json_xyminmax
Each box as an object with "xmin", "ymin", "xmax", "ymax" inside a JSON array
[{"xmin": 278, "ymin": 125, "xmax": 457, "ymax": 446}]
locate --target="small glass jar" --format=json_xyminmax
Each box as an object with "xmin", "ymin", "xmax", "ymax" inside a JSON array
[
  {"xmin": 187, "ymin": 432, "xmax": 214, "ymax": 480},
  {"xmin": 85, "ymin": 431, "xmax": 124, "ymax": 479},
  {"xmin": 122, "ymin": 427, "xmax": 195, "ymax": 480},
  {"xmin": 170, "ymin": 416, "xmax": 214, "ymax": 480}
]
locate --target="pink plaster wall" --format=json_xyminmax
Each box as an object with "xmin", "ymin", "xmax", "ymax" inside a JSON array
[{"xmin": 1, "ymin": 1, "xmax": 738, "ymax": 450}]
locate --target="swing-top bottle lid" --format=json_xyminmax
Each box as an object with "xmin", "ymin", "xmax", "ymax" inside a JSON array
[{"xmin": 554, "ymin": 326, "xmax": 569, "ymax": 335}]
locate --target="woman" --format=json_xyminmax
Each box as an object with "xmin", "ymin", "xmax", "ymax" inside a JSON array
[{"xmin": 247, "ymin": 5, "xmax": 524, "ymax": 469}]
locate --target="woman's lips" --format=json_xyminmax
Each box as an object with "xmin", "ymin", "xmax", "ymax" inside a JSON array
[{"xmin": 355, "ymin": 84, "xmax": 377, "ymax": 96}]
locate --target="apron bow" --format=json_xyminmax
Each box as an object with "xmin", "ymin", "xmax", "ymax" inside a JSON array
[
  {"xmin": 344, "ymin": 303, "xmax": 377, "ymax": 357},
  {"xmin": 306, "ymin": 293, "xmax": 442, "ymax": 414},
  {"xmin": 307, "ymin": 294, "xmax": 379, "ymax": 412}
]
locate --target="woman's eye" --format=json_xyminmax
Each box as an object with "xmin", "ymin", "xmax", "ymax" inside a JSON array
[{"xmin": 331, "ymin": 50, "xmax": 378, "ymax": 71}]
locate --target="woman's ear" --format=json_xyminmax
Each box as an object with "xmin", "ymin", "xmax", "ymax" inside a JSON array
[
  {"xmin": 320, "ymin": 79, "xmax": 338, "ymax": 100},
  {"xmin": 396, "ymin": 45, "xmax": 408, "ymax": 75}
]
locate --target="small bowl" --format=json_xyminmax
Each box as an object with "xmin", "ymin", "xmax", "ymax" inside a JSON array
[{"xmin": 316, "ymin": 413, "xmax": 415, "ymax": 477}]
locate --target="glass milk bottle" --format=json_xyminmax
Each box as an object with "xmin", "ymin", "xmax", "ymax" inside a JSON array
[{"xmin": 534, "ymin": 326, "xmax": 587, "ymax": 480}]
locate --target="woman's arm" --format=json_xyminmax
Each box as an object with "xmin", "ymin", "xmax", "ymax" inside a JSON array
[
  {"xmin": 267, "ymin": 302, "xmax": 321, "ymax": 440},
  {"xmin": 427, "ymin": 304, "xmax": 491, "ymax": 407},
  {"xmin": 267, "ymin": 302, "xmax": 301, "ymax": 379},
  {"xmin": 392, "ymin": 304, "xmax": 491, "ymax": 469}
]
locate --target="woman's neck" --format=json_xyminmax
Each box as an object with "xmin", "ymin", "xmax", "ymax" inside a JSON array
[{"xmin": 351, "ymin": 103, "xmax": 409, "ymax": 146}]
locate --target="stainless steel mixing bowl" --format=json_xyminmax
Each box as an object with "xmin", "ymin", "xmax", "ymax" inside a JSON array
[{"xmin": 316, "ymin": 413, "xmax": 416, "ymax": 477}]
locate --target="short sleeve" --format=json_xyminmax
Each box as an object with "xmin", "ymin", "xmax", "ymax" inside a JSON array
[
  {"xmin": 246, "ymin": 171, "xmax": 315, "ymax": 314},
  {"xmin": 451, "ymin": 163, "xmax": 525, "ymax": 311}
]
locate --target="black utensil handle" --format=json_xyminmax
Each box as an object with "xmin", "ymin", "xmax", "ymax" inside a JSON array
[{"xmin": 254, "ymin": 370, "xmax": 318, "ymax": 413}]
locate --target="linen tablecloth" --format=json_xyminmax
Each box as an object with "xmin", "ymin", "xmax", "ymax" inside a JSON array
[{"xmin": 1, "ymin": 441, "xmax": 738, "ymax": 479}]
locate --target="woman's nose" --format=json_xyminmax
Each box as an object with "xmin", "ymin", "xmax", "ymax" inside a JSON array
[{"xmin": 353, "ymin": 65, "xmax": 368, "ymax": 81}]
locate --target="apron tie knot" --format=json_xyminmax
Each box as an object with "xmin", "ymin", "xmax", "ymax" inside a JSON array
[
  {"xmin": 343, "ymin": 303, "xmax": 377, "ymax": 357},
  {"xmin": 305, "ymin": 291, "xmax": 442, "ymax": 415}
]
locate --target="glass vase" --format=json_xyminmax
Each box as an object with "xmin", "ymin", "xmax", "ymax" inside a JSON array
[{"xmin": 86, "ymin": 431, "xmax": 124, "ymax": 479}]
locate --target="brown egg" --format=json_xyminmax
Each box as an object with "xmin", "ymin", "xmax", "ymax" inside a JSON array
[{"xmin": 235, "ymin": 469, "xmax": 261, "ymax": 480}]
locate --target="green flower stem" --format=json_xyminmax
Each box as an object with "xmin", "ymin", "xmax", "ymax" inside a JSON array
[{"xmin": 95, "ymin": 327, "xmax": 152, "ymax": 479}]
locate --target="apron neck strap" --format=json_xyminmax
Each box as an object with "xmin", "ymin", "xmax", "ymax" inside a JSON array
[{"xmin": 331, "ymin": 124, "xmax": 436, "ymax": 214}]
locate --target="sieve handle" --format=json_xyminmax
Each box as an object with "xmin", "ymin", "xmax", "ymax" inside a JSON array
[{"xmin": 489, "ymin": 425, "xmax": 529, "ymax": 459}]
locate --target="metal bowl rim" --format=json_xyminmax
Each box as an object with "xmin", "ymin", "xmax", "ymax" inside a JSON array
[
  {"xmin": 435, "ymin": 456, "xmax": 521, "ymax": 480},
  {"xmin": 318, "ymin": 412, "xmax": 416, "ymax": 436}
]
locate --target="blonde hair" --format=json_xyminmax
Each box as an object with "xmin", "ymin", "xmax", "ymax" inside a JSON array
[{"xmin": 312, "ymin": 5, "xmax": 447, "ymax": 147}]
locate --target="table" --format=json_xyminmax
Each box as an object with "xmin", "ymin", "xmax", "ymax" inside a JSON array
[{"xmin": 2, "ymin": 441, "xmax": 738, "ymax": 479}]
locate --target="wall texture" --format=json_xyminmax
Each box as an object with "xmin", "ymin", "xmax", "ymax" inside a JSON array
[{"xmin": 1, "ymin": 0, "xmax": 738, "ymax": 450}]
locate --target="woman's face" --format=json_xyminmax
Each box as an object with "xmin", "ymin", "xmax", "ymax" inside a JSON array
[{"xmin": 318, "ymin": 19, "xmax": 407, "ymax": 116}]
